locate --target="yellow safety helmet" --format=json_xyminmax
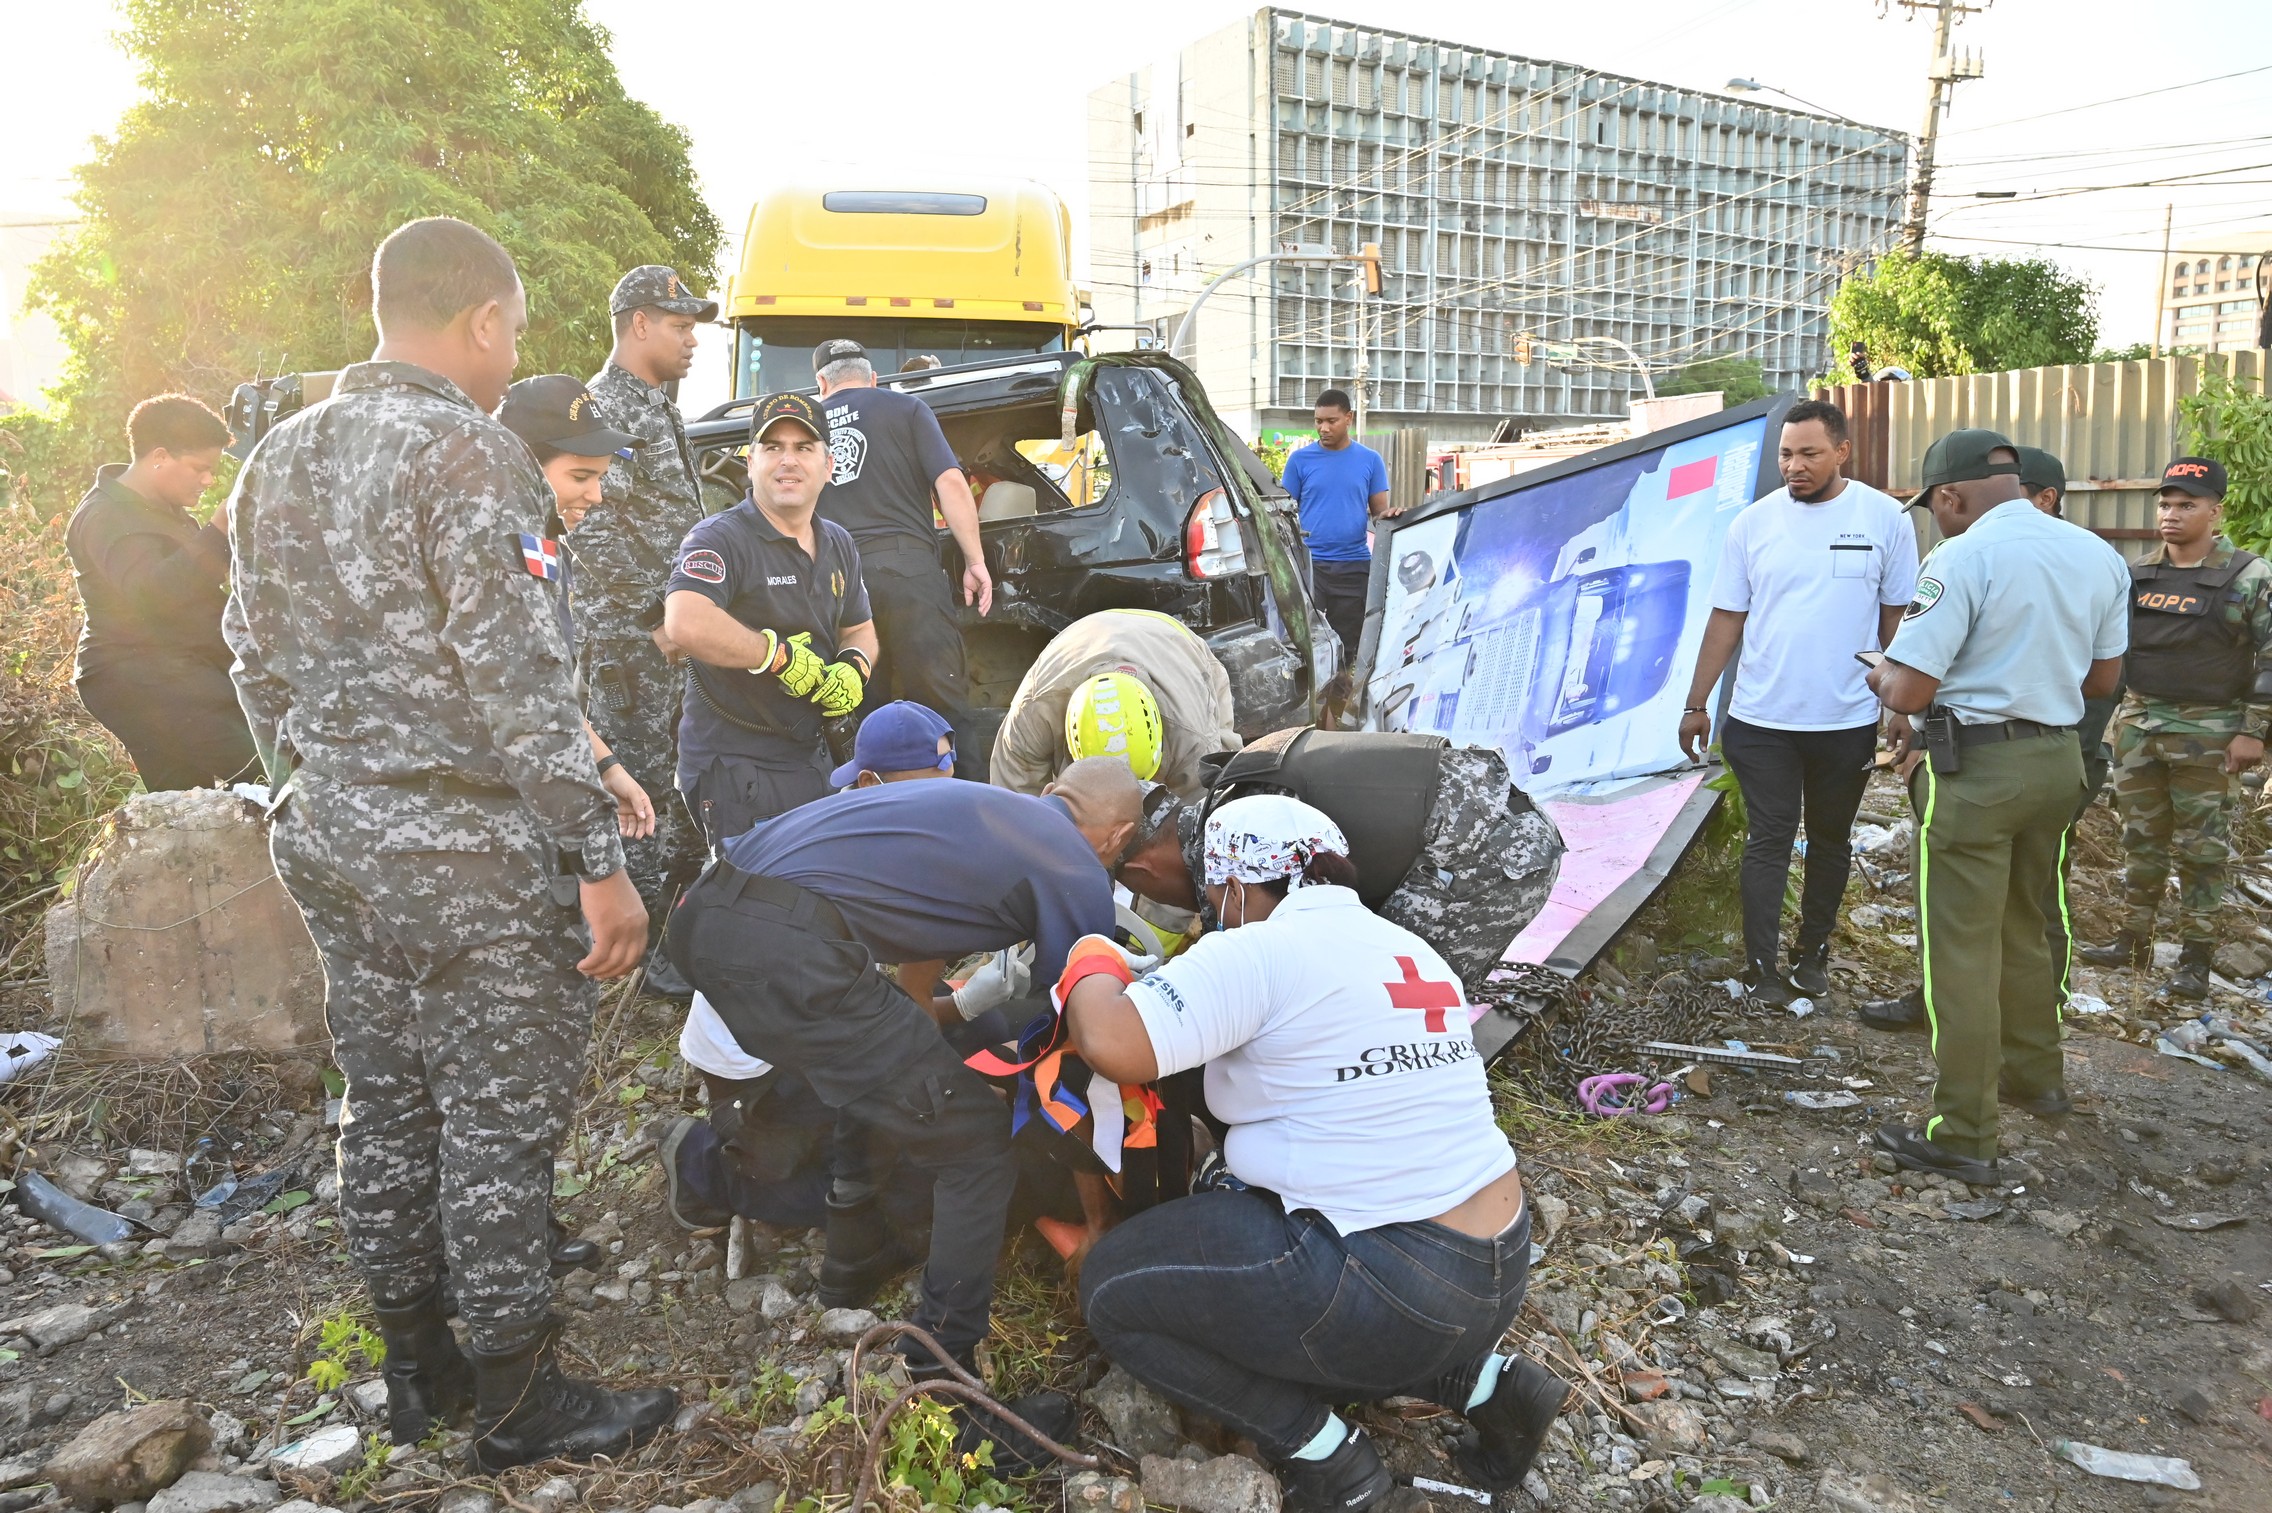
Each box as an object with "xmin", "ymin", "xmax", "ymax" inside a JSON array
[{"xmin": 1065, "ymin": 671, "xmax": 1164, "ymax": 780}]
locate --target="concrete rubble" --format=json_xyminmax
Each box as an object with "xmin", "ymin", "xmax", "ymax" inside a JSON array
[{"xmin": 42, "ymin": 788, "xmax": 326, "ymax": 1056}]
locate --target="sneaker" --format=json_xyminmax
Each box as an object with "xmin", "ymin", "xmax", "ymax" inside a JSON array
[
  {"xmin": 1743, "ymin": 959, "xmax": 1797, "ymax": 1010},
  {"xmin": 1788, "ymin": 943, "xmax": 1831, "ymax": 998},
  {"xmin": 1872, "ymin": 1122, "xmax": 1999, "ymax": 1186},
  {"xmin": 1454, "ymin": 1354, "xmax": 1569, "ymax": 1491},
  {"xmin": 1996, "ymin": 1074, "xmax": 2073, "ymax": 1118},
  {"xmin": 659, "ymin": 1117, "xmax": 733, "ymax": 1231},
  {"xmin": 1857, "ymin": 986, "xmax": 1927, "ymax": 1033},
  {"xmin": 1276, "ymin": 1423, "xmax": 1394, "ymax": 1513}
]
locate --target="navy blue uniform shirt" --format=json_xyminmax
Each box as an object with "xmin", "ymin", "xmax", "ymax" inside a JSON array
[
  {"xmin": 668, "ymin": 498, "xmax": 871, "ymax": 785},
  {"xmin": 817, "ymin": 384, "xmax": 961, "ymax": 550},
  {"xmin": 721, "ymin": 780, "xmax": 1115, "ymax": 978}
]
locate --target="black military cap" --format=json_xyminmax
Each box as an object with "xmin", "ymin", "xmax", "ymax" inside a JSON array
[
  {"xmin": 609, "ymin": 265, "xmax": 719, "ymax": 321},
  {"xmin": 499, "ymin": 375, "xmax": 644, "ymax": 457},
  {"xmin": 2015, "ymin": 445, "xmax": 2065, "ymax": 498},
  {"xmin": 1918, "ymin": 427, "xmax": 2021, "ymax": 491},
  {"xmin": 749, "ymin": 391, "xmax": 829, "ymax": 445},
  {"xmin": 813, "ymin": 338, "xmax": 868, "ymax": 369},
  {"xmin": 2160, "ymin": 455, "xmax": 2227, "ymax": 500}
]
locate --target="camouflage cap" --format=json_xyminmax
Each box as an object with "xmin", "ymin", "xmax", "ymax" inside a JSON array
[
  {"xmin": 1918, "ymin": 427, "xmax": 2020, "ymax": 491},
  {"xmin": 609, "ymin": 265, "xmax": 718, "ymax": 321}
]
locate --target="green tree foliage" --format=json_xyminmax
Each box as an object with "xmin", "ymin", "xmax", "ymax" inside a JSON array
[
  {"xmin": 1827, "ymin": 252, "xmax": 2099, "ymax": 378},
  {"xmin": 25, "ymin": 0, "xmax": 722, "ymax": 510},
  {"xmin": 2179, "ymin": 367, "xmax": 2272, "ymax": 554},
  {"xmin": 1658, "ymin": 353, "xmax": 1772, "ymax": 404}
]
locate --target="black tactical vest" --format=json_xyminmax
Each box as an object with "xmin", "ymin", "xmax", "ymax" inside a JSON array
[
  {"xmin": 1201, "ymin": 728, "xmax": 1453, "ymax": 905},
  {"xmin": 2126, "ymin": 549, "xmax": 2259, "ymax": 703}
]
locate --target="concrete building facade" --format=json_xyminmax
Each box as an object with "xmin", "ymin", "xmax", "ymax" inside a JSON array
[
  {"xmin": 2159, "ymin": 235, "xmax": 2268, "ymax": 355},
  {"xmin": 1087, "ymin": 9, "xmax": 1908, "ymax": 441}
]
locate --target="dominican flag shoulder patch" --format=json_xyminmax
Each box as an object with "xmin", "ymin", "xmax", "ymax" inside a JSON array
[{"xmin": 519, "ymin": 533, "xmax": 563, "ymax": 581}]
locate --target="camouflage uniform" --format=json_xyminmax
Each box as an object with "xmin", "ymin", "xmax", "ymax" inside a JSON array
[
  {"xmin": 572, "ymin": 358, "xmax": 708, "ymax": 907},
  {"xmin": 223, "ymin": 360, "xmax": 624, "ymax": 1352},
  {"xmin": 1179, "ymin": 745, "xmax": 1563, "ymax": 996},
  {"xmin": 2111, "ymin": 539, "xmax": 2272, "ymax": 944}
]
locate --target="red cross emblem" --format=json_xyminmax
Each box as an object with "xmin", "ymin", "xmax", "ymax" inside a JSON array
[{"xmin": 1384, "ymin": 956, "xmax": 1461, "ymax": 1033}]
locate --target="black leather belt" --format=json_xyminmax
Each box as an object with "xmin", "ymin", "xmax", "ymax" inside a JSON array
[{"xmin": 1955, "ymin": 718, "xmax": 2075, "ymax": 747}]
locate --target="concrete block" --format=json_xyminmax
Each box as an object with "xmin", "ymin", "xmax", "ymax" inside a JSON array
[{"xmin": 44, "ymin": 789, "xmax": 326, "ymax": 1055}]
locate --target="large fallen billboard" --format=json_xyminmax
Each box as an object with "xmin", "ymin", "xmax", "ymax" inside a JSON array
[{"xmin": 1356, "ymin": 396, "xmax": 1792, "ymax": 984}]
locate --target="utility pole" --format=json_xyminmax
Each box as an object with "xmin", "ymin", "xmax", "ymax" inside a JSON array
[
  {"xmin": 1895, "ymin": 0, "xmax": 1988, "ymax": 258},
  {"xmin": 1355, "ymin": 242, "xmax": 1382, "ymax": 438},
  {"xmin": 2151, "ymin": 203, "xmax": 2174, "ymax": 357}
]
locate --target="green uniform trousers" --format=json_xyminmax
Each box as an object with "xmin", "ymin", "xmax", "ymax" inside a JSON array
[
  {"xmin": 2110, "ymin": 725, "xmax": 2241, "ymax": 944},
  {"xmin": 1910, "ymin": 732, "xmax": 2085, "ymax": 1159}
]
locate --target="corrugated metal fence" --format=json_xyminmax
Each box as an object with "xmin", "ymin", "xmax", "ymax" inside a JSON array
[{"xmin": 1816, "ymin": 351, "xmax": 2265, "ymax": 553}]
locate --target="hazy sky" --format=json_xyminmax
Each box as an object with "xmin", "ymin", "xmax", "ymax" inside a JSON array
[{"xmin": 7, "ymin": 0, "xmax": 2268, "ymax": 365}]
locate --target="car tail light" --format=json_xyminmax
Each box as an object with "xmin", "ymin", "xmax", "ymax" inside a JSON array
[{"xmin": 1184, "ymin": 489, "xmax": 1251, "ymax": 579}]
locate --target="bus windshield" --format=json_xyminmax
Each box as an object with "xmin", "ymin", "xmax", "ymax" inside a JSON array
[{"xmin": 733, "ymin": 317, "xmax": 1066, "ymax": 397}]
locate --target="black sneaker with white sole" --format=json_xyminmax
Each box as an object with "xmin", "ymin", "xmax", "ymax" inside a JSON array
[
  {"xmin": 1455, "ymin": 1354, "xmax": 1569, "ymax": 1492},
  {"xmin": 1275, "ymin": 1424, "xmax": 1394, "ymax": 1513},
  {"xmin": 1787, "ymin": 943, "xmax": 1831, "ymax": 998},
  {"xmin": 659, "ymin": 1116, "xmax": 733, "ymax": 1231}
]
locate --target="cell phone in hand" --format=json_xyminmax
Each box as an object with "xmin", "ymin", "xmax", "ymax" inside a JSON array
[{"xmin": 1854, "ymin": 650, "xmax": 1886, "ymax": 669}]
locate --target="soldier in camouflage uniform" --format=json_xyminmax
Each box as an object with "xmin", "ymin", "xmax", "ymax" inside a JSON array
[
  {"xmin": 572, "ymin": 266, "xmax": 717, "ymax": 990},
  {"xmin": 2080, "ymin": 457, "xmax": 2272, "ymax": 1000},
  {"xmin": 1116, "ymin": 731, "xmax": 1564, "ymax": 997},
  {"xmin": 224, "ymin": 218, "xmax": 674, "ymax": 1471}
]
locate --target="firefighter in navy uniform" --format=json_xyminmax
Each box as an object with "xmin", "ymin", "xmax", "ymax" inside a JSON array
[
  {"xmin": 2079, "ymin": 456, "xmax": 2272, "ymax": 999},
  {"xmin": 660, "ymin": 392, "xmax": 879, "ymax": 847}
]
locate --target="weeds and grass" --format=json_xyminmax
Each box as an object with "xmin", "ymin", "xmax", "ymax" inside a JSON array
[
  {"xmin": 1489, "ymin": 1069, "xmax": 1680, "ymax": 1163},
  {"xmin": 716, "ymin": 1364, "xmax": 802, "ymax": 1427},
  {"xmin": 304, "ymin": 1309, "xmax": 385, "ymax": 1392},
  {"xmin": 331, "ymin": 1433, "xmax": 394, "ymax": 1503},
  {"xmin": 979, "ymin": 1242, "xmax": 1081, "ymax": 1400},
  {"xmin": 868, "ymin": 1396, "xmax": 1028, "ymax": 1513}
]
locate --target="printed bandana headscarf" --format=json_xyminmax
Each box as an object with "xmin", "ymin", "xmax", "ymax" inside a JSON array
[{"xmin": 1203, "ymin": 794, "xmax": 1350, "ymax": 890}]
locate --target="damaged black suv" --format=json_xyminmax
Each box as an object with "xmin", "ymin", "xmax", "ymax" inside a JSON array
[{"xmin": 684, "ymin": 351, "xmax": 1333, "ymax": 761}]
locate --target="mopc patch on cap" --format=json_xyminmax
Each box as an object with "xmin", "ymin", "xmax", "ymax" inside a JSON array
[{"xmin": 2160, "ymin": 456, "xmax": 2228, "ymax": 500}]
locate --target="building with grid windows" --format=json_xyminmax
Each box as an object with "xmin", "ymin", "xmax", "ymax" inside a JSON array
[
  {"xmin": 2159, "ymin": 236, "xmax": 2269, "ymax": 355},
  {"xmin": 1087, "ymin": 10, "xmax": 1909, "ymax": 441}
]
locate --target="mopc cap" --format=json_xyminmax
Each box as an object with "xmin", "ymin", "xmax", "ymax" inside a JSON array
[
  {"xmin": 608, "ymin": 265, "xmax": 719, "ymax": 321},
  {"xmin": 1918, "ymin": 427, "xmax": 2021, "ymax": 491},
  {"xmin": 748, "ymin": 391, "xmax": 829, "ymax": 445},
  {"xmin": 2160, "ymin": 456, "xmax": 2228, "ymax": 499},
  {"xmin": 498, "ymin": 375, "xmax": 643, "ymax": 457},
  {"xmin": 831, "ymin": 701, "xmax": 954, "ymax": 786},
  {"xmin": 813, "ymin": 338, "xmax": 869, "ymax": 369},
  {"xmin": 2015, "ymin": 445, "xmax": 2066, "ymax": 498}
]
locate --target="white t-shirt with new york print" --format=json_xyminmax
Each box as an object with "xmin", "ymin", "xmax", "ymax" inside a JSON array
[{"xmin": 1124, "ymin": 885, "xmax": 1515, "ymax": 1234}]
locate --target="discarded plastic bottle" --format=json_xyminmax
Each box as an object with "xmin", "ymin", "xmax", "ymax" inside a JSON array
[
  {"xmin": 2053, "ymin": 1441, "xmax": 2200, "ymax": 1490},
  {"xmin": 15, "ymin": 1170, "xmax": 139, "ymax": 1245}
]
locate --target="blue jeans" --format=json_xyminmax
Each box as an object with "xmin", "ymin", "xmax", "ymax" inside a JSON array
[{"xmin": 1079, "ymin": 1189, "xmax": 1531, "ymax": 1457}]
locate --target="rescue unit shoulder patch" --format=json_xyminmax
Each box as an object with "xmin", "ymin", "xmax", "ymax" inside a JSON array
[
  {"xmin": 1905, "ymin": 576, "xmax": 1944, "ymax": 618},
  {"xmin": 518, "ymin": 533, "xmax": 562, "ymax": 581},
  {"xmin": 680, "ymin": 548, "xmax": 727, "ymax": 584}
]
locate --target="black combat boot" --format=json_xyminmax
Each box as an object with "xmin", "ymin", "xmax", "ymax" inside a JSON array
[
  {"xmin": 2077, "ymin": 928, "xmax": 2151, "ymax": 968},
  {"xmin": 1455, "ymin": 1354, "xmax": 1570, "ymax": 1492},
  {"xmin": 2165, "ymin": 939, "xmax": 2214, "ymax": 1001},
  {"xmin": 1788, "ymin": 942, "xmax": 1832, "ymax": 998},
  {"xmin": 469, "ymin": 1318, "xmax": 677, "ymax": 1472},
  {"xmin": 371, "ymin": 1281, "xmax": 475, "ymax": 1446},
  {"xmin": 1276, "ymin": 1422, "xmax": 1394, "ymax": 1513},
  {"xmin": 548, "ymin": 1215, "xmax": 599, "ymax": 1277},
  {"xmin": 816, "ymin": 1190, "xmax": 897, "ymax": 1309}
]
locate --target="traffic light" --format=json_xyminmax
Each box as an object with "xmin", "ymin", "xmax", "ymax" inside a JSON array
[{"xmin": 1359, "ymin": 242, "xmax": 1382, "ymax": 297}]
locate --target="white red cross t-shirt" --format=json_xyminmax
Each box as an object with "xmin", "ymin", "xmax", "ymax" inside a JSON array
[{"xmin": 1124, "ymin": 885, "xmax": 1516, "ymax": 1234}]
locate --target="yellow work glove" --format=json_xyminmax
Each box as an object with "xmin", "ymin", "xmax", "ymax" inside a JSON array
[
  {"xmin": 774, "ymin": 631, "xmax": 826, "ymax": 697},
  {"xmin": 813, "ymin": 658, "xmax": 866, "ymax": 718}
]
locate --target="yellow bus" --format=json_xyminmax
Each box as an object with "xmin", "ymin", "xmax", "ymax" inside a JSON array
[{"xmin": 725, "ymin": 181, "xmax": 1084, "ymax": 397}]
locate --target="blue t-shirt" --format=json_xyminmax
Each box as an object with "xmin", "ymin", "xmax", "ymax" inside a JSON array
[
  {"xmin": 666, "ymin": 500, "xmax": 871, "ymax": 783},
  {"xmin": 816, "ymin": 384, "xmax": 961, "ymax": 549},
  {"xmin": 722, "ymin": 781, "xmax": 1116, "ymax": 978},
  {"xmin": 1282, "ymin": 441, "xmax": 1389, "ymax": 563}
]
